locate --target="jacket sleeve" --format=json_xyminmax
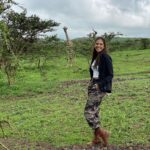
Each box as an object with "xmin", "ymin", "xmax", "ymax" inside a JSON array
[
  {"xmin": 99, "ymin": 54, "xmax": 113, "ymax": 86},
  {"xmin": 89, "ymin": 67, "xmax": 93, "ymax": 80}
]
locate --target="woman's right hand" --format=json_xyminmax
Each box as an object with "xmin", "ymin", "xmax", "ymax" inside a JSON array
[{"xmin": 95, "ymin": 84, "xmax": 100, "ymax": 91}]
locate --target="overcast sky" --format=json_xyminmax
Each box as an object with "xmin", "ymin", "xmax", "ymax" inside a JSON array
[{"xmin": 13, "ymin": 0, "xmax": 150, "ymax": 39}]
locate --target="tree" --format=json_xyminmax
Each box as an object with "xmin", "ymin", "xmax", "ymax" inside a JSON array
[
  {"xmin": 102, "ymin": 32, "xmax": 123, "ymax": 42},
  {"xmin": 0, "ymin": 0, "xmax": 18, "ymax": 85},
  {"xmin": 3, "ymin": 10, "xmax": 59, "ymax": 55},
  {"xmin": 0, "ymin": 5, "xmax": 59, "ymax": 85},
  {"xmin": 0, "ymin": 0, "xmax": 15, "ymax": 14},
  {"xmin": 140, "ymin": 38, "xmax": 149, "ymax": 49}
]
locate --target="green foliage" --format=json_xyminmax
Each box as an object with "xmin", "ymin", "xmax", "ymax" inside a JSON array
[
  {"xmin": 102, "ymin": 32, "xmax": 123, "ymax": 43},
  {"xmin": 103, "ymin": 37, "xmax": 150, "ymax": 52},
  {"xmin": 0, "ymin": 2, "xmax": 59, "ymax": 85},
  {"xmin": 0, "ymin": 0, "xmax": 14, "ymax": 14},
  {"xmin": 73, "ymin": 37, "xmax": 95, "ymax": 64},
  {"xmin": 140, "ymin": 38, "xmax": 150, "ymax": 49},
  {"xmin": 72, "ymin": 36, "xmax": 150, "ymax": 56},
  {"xmin": 0, "ymin": 18, "xmax": 19, "ymax": 85},
  {"xmin": 3, "ymin": 10, "xmax": 60, "ymax": 54}
]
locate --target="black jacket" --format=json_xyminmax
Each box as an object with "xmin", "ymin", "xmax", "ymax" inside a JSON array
[{"xmin": 89, "ymin": 53, "xmax": 113, "ymax": 93}]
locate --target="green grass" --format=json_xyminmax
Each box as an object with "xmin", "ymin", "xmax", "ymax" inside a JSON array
[
  {"xmin": 112, "ymin": 49, "xmax": 150, "ymax": 75},
  {"xmin": 0, "ymin": 78, "xmax": 149, "ymax": 147},
  {"xmin": 0, "ymin": 56, "xmax": 89, "ymax": 97},
  {"xmin": 0, "ymin": 49, "xmax": 150, "ymax": 148}
]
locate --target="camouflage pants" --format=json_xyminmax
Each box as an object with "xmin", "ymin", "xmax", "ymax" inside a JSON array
[{"xmin": 84, "ymin": 82, "xmax": 106, "ymax": 129}]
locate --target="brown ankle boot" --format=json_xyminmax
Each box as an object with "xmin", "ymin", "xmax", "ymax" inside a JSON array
[
  {"xmin": 98, "ymin": 128, "xmax": 110, "ymax": 146},
  {"xmin": 92, "ymin": 128, "xmax": 101, "ymax": 145}
]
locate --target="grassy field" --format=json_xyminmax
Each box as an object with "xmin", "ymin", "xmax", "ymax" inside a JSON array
[{"xmin": 0, "ymin": 49, "xmax": 150, "ymax": 149}]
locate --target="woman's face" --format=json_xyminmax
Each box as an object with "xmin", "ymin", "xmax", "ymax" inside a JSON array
[{"xmin": 94, "ymin": 39, "xmax": 104, "ymax": 53}]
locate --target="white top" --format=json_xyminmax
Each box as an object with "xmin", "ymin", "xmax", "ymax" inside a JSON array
[{"xmin": 91, "ymin": 60, "xmax": 99, "ymax": 78}]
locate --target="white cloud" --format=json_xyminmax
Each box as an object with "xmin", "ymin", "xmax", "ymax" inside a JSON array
[{"xmin": 13, "ymin": 0, "xmax": 150, "ymax": 39}]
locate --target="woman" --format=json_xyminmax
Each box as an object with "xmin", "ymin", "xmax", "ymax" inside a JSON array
[{"xmin": 84, "ymin": 37, "xmax": 113, "ymax": 146}]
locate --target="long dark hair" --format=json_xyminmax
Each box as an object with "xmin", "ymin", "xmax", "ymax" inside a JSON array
[{"xmin": 91, "ymin": 37, "xmax": 107, "ymax": 67}]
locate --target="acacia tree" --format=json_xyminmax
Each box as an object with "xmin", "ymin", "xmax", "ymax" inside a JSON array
[
  {"xmin": 3, "ymin": 10, "xmax": 59, "ymax": 55},
  {"xmin": 0, "ymin": 3, "xmax": 59, "ymax": 85},
  {"xmin": 0, "ymin": 0, "xmax": 18, "ymax": 85},
  {"xmin": 102, "ymin": 32, "xmax": 123, "ymax": 42},
  {"xmin": 102, "ymin": 32, "xmax": 123, "ymax": 51}
]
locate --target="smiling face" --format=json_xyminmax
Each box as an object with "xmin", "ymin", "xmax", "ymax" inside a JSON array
[{"xmin": 94, "ymin": 39, "xmax": 105, "ymax": 53}]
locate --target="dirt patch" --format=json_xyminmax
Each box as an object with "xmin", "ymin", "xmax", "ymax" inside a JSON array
[
  {"xmin": 63, "ymin": 144, "xmax": 150, "ymax": 150},
  {"xmin": 0, "ymin": 138, "xmax": 150, "ymax": 150}
]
